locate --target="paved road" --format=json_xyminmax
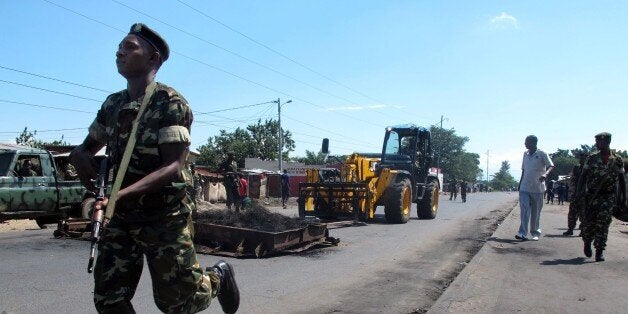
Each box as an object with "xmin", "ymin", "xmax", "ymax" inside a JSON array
[{"xmin": 0, "ymin": 192, "xmax": 518, "ymax": 313}]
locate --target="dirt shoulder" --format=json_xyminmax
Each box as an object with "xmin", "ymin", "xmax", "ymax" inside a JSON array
[{"xmin": 0, "ymin": 219, "xmax": 40, "ymax": 232}]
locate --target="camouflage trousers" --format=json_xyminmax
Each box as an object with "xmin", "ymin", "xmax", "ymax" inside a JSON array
[
  {"xmin": 581, "ymin": 194, "xmax": 615, "ymax": 250},
  {"xmin": 567, "ymin": 200, "xmax": 583, "ymax": 230},
  {"xmin": 93, "ymin": 213, "xmax": 220, "ymax": 313},
  {"xmin": 224, "ymin": 177, "xmax": 239, "ymax": 207}
]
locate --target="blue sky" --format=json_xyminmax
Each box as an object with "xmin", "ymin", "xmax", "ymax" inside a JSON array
[{"xmin": 1, "ymin": 1, "xmax": 626, "ymax": 179}]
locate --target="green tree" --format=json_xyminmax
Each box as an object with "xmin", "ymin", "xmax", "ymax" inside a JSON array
[
  {"xmin": 15, "ymin": 127, "xmax": 40, "ymax": 147},
  {"xmin": 195, "ymin": 119, "xmax": 295, "ymax": 169},
  {"xmin": 549, "ymin": 149, "xmax": 577, "ymax": 181},
  {"xmin": 490, "ymin": 161, "xmax": 517, "ymax": 191},
  {"xmin": 247, "ymin": 119, "xmax": 295, "ymax": 161},
  {"xmin": 15, "ymin": 127, "xmax": 68, "ymax": 148},
  {"xmin": 430, "ymin": 126, "xmax": 481, "ymax": 182},
  {"xmin": 294, "ymin": 150, "xmax": 327, "ymax": 165}
]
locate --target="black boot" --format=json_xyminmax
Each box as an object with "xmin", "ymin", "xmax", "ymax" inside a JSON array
[
  {"xmin": 584, "ymin": 240, "xmax": 592, "ymax": 258},
  {"xmin": 563, "ymin": 228, "xmax": 573, "ymax": 236},
  {"xmin": 208, "ymin": 261, "xmax": 240, "ymax": 314},
  {"xmin": 595, "ymin": 249, "xmax": 605, "ymax": 262}
]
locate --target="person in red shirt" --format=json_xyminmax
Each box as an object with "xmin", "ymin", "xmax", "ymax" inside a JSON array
[{"xmin": 235, "ymin": 173, "xmax": 248, "ymax": 211}]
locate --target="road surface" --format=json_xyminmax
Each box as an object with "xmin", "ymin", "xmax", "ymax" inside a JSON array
[{"xmin": 0, "ymin": 192, "xmax": 518, "ymax": 313}]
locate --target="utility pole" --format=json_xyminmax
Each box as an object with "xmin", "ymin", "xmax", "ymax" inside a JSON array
[{"xmin": 276, "ymin": 98, "xmax": 292, "ymax": 172}]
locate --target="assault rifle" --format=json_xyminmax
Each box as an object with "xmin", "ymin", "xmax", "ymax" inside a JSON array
[{"xmin": 87, "ymin": 157, "xmax": 109, "ymax": 273}]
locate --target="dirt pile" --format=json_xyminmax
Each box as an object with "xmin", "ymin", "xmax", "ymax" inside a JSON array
[{"xmin": 195, "ymin": 203, "xmax": 308, "ymax": 232}]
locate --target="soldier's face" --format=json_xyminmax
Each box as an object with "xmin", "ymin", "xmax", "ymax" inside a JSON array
[
  {"xmin": 595, "ymin": 138, "xmax": 610, "ymax": 150},
  {"xmin": 116, "ymin": 35, "xmax": 153, "ymax": 78}
]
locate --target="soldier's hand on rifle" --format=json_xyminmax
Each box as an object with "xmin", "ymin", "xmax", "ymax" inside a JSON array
[
  {"xmin": 93, "ymin": 197, "xmax": 109, "ymax": 213},
  {"xmin": 92, "ymin": 196, "xmax": 110, "ymax": 228}
]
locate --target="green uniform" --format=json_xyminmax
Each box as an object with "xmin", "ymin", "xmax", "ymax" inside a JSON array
[
  {"xmin": 581, "ymin": 151, "xmax": 625, "ymax": 250},
  {"xmin": 218, "ymin": 159, "xmax": 239, "ymax": 208},
  {"xmin": 88, "ymin": 82, "xmax": 219, "ymax": 313},
  {"xmin": 567, "ymin": 165, "xmax": 583, "ymax": 230}
]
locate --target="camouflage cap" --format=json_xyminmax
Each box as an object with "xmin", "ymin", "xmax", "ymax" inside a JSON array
[
  {"xmin": 129, "ymin": 23, "xmax": 169, "ymax": 62},
  {"xmin": 594, "ymin": 132, "xmax": 612, "ymax": 141}
]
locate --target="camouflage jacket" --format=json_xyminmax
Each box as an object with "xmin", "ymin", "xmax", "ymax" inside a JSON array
[
  {"xmin": 88, "ymin": 82, "xmax": 195, "ymax": 220},
  {"xmin": 583, "ymin": 151, "xmax": 625, "ymax": 195}
]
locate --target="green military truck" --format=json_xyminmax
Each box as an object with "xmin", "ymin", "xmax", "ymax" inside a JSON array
[{"xmin": 0, "ymin": 144, "xmax": 91, "ymax": 228}]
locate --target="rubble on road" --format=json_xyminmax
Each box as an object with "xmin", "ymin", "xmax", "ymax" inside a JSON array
[{"xmin": 195, "ymin": 203, "xmax": 308, "ymax": 232}]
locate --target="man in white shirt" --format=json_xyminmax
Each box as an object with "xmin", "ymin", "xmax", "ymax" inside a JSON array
[{"xmin": 516, "ymin": 135, "xmax": 554, "ymax": 241}]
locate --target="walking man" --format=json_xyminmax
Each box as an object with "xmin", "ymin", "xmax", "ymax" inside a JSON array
[
  {"xmin": 576, "ymin": 132, "xmax": 625, "ymax": 261},
  {"xmin": 70, "ymin": 23, "xmax": 239, "ymax": 313},
  {"xmin": 281, "ymin": 169, "xmax": 290, "ymax": 209},
  {"xmin": 516, "ymin": 135, "xmax": 554, "ymax": 241},
  {"xmin": 563, "ymin": 153, "xmax": 587, "ymax": 236}
]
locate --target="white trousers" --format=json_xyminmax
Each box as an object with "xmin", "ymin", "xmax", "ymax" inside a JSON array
[{"xmin": 518, "ymin": 191, "xmax": 544, "ymax": 237}]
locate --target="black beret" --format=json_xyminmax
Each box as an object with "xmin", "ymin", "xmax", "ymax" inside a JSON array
[
  {"xmin": 595, "ymin": 132, "xmax": 612, "ymax": 141},
  {"xmin": 129, "ymin": 23, "xmax": 169, "ymax": 62}
]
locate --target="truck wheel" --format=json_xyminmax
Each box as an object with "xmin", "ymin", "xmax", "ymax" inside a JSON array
[
  {"xmin": 418, "ymin": 180, "xmax": 439, "ymax": 219},
  {"xmin": 384, "ymin": 178, "xmax": 411, "ymax": 224},
  {"xmin": 81, "ymin": 197, "xmax": 96, "ymax": 219},
  {"xmin": 35, "ymin": 217, "xmax": 54, "ymax": 229}
]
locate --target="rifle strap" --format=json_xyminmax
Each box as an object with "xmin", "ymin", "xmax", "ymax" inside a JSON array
[{"xmin": 105, "ymin": 82, "xmax": 157, "ymax": 220}]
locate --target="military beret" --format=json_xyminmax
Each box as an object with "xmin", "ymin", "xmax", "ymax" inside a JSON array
[
  {"xmin": 129, "ymin": 23, "xmax": 169, "ymax": 62},
  {"xmin": 595, "ymin": 132, "xmax": 612, "ymax": 141}
]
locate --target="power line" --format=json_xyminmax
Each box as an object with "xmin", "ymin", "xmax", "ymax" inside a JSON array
[
  {"xmin": 0, "ymin": 79, "xmax": 102, "ymax": 102},
  {"xmin": 291, "ymin": 130, "xmax": 380, "ymax": 150},
  {"xmin": 0, "ymin": 99, "xmax": 94, "ymax": 114},
  {"xmin": 115, "ymin": 0, "xmax": 402, "ymax": 119},
  {"xmin": 40, "ymin": 0, "xmax": 388, "ymax": 134},
  {"xmin": 45, "ymin": 0, "xmax": 389, "ymax": 129},
  {"xmin": 43, "ymin": 0, "xmax": 126, "ymax": 33},
  {"xmin": 194, "ymin": 101, "xmax": 275, "ymax": 115},
  {"xmin": 175, "ymin": 0, "xmax": 418, "ymax": 119},
  {"xmin": 0, "ymin": 65, "xmax": 113, "ymax": 94},
  {"xmin": 106, "ymin": 0, "xmax": 397, "ymax": 126},
  {"xmin": 0, "ymin": 127, "xmax": 85, "ymax": 134},
  {"xmin": 283, "ymin": 114, "xmax": 377, "ymax": 148}
]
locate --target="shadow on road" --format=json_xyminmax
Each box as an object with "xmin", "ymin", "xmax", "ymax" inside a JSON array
[
  {"xmin": 543, "ymin": 233, "xmax": 576, "ymax": 238},
  {"xmin": 540, "ymin": 257, "xmax": 589, "ymax": 266},
  {"xmin": 486, "ymin": 236, "xmax": 521, "ymax": 244}
]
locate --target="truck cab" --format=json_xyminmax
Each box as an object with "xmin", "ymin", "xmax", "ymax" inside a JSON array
[
  {"xmin": 0, "ymin": 144, "xmax": 89, "ymax": 228},
  {"xmin": 379, "ymin": 124, "xmax": 436, "ymax": 200}
]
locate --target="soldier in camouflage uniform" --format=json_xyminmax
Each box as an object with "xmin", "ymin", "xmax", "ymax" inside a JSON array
[
  {"xmin": 576, "ymin": 132, "xmax": 625, "ymax": 262},
  {"xmin": 217, "ymin": 152, "xmax": 239, "ymax": 210},
  {"xmin": 563, "ymin": 153, "xmax": 587, "ymax": 236},
  {"xmin": 70, "ymin": 23, "xmax": 239, "ymax": 313},
  {"xmin": 18, "ymin": 159, "xmax": 38, "ymax": 177}
]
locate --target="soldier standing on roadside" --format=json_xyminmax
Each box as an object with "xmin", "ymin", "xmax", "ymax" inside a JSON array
[
  {"xmin": 70, "ymin": 23, "xmax": 239, "ymax": 313},
  {"xmin": 218, "ymin": 152, "xmax": 239, "ymax": 210},
  {"xmin": 576, "ymin": 132, "xmax": 625, "ymax": 262},
  {"xmin": 449, "ymin": 179, "xmax": 457, "ymax": 201},
  {"xmin": 190, "ymin": 163, "xmax": 203, "ymax": 203},
  {"xmin": 563, "ymin": 153, "xmax": 587, "ymax": 236}
]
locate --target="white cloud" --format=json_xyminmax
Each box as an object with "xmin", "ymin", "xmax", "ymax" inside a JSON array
[{"xmin": 490, "ymin": 12, "xmax": 519, "ymax": 29}]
